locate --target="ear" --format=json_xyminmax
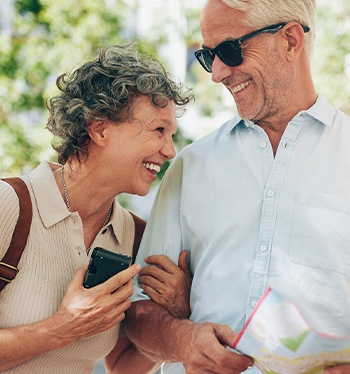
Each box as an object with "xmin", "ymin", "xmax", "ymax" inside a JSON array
[
  {"xmin": 281, "ymin": 22, "xmax": 306, "ymax": 62},
  {"xmin": 88, "ymin": 120, "xmax": 107, "ymax": 146}
]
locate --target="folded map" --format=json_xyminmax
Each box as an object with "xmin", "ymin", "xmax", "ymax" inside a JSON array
[{"xmin": 232, "ymin": 288, "xmax": 350, "ymax": 374}]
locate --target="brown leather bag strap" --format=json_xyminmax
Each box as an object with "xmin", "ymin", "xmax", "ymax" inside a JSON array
[
  {"xmin": 0, "ymin": 178, "xmax": 32, "ymax": 292},
  {"xmin": 130, "ymin": 212, "xmax": 146, "ymax": 263}
]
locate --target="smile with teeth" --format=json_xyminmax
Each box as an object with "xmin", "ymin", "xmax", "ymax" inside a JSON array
[
  {"xmin": 232, "ymin": 79, "xmax": 252, "ymax": 94},
  {"xmin": 143, "ymin": 162, "xmax": 161, "ymax": 173}
]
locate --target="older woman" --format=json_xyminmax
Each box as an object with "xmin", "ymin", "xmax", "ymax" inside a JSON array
[{"xmin": 0, "ymin": 45, "xmax": 192, "ymax": 373}]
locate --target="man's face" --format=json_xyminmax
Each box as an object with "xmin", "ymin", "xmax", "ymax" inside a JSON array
[{"xmin": 199, "ymin": 0, "xmax": 292, "ymax": 124}]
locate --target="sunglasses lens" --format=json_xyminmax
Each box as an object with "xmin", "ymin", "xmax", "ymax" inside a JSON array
[
  {"xmin": 195, "ymin": 50, "xmax": 214, "ymax": 72},
  {"xmin": 195, "ymin": 40, "xmax": 243, "ymax": 73},
  {"xmin": 217, "ymin": 41, "xmax": 242, "ymax": 67}
]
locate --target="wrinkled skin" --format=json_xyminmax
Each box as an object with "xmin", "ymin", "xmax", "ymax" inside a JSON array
[{"xmin": 138, "ymin": 250, "xmax": 192, "ymax": 319}]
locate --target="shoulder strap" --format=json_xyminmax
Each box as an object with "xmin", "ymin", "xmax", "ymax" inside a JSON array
[
  {"xmin": 0, "ymin": 178, "xmax": 32, "ymax": 292},
  {"xmin": 130, "ymin": 212, "xmax": 146, "ymax": 263}
]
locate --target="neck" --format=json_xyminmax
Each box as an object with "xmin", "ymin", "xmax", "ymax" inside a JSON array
[
  {"xmin": 56, "ymin": 163, "xmax": 114, "ymax": 251},
  {"xmin": 255, "ymin": 92, "xmax": 317, "ymax": 155},
  {"xmin": 55, "ymin": 163, "xmax": 114, "ymax": 219}
]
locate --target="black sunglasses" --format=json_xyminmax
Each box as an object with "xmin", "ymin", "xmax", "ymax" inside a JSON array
[{"xmin": 195, "ymin": 22, "xmax": 310, "ymax": 73}]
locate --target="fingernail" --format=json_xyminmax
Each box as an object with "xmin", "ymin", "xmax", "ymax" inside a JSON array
[{"xmin": 135, "ymin": 264, "xmax": 141, "ymax": 271}]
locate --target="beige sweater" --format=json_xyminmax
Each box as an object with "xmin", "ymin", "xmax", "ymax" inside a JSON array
[{"xmin": 0, "ymin": 161, "xmax": 137, "ymax": 373}]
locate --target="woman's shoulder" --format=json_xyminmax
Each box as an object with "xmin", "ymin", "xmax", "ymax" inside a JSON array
[{"xmin": 0, "ymin": 180, "xmax": 21, "ymax": 258}]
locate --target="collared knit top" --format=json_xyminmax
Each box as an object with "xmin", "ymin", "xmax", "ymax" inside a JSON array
[{"xmin": 0, "ymin": 161, "xmax": 137, "ymax": 373}]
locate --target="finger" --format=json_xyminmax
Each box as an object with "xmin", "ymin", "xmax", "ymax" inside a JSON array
[
  {"xmin": 144, "ymin": 255, "xmax": 178, "ymax": 273},
  {"xmin": 139, "ymin": 283, "xmax": 166, "ymax": 305},
  {"xmin": 178, "ymin": 250, "xmax": 191, "ymax": 276},
  {"xmin": 67, "ymin": 261, "xmax": 90, "ymax": 291},
  {"xmin": 215, "ymin": 324, "xmax": 238, "ymax": 347},
  {"xmin": 99, "ymin": 264, "xmax": 141, "ymax": 294},
  {"xmin": 138, "ymin": 273, "xmax": 168, "ymax": 294},
  {"xmin": 111, "ymin": 279, "xmax": 134, "ymax": 301},
  {"xmin": 138, "ymin": 264, "xmax": 172, "ymax": 284},
  {"xmin": 202, "ymin": 332, "xmax": 253, "ymax": 372}
]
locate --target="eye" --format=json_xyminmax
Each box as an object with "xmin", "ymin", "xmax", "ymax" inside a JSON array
[{"xmin": 156, "ymin": 127, "xmax": 165, "ymax": 134}]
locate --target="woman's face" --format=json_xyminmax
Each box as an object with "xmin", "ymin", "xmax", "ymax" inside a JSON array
[{"xmin": 103, "ymin": 95, "xmax": 178, "ymax": 196}]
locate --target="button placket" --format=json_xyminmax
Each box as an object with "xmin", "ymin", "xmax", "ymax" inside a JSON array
[{"xmin": 246, "ymin": 122, "xmax": 301, "ymax": 323}]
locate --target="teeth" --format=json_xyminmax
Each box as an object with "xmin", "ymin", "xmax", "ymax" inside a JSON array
[
  {"xmin": 233, "ymin": 80, "xmax": 251, "ymax": 93},
  {"xmin": 143, "ymin": 163, "xmax": 161, "ymax": 173}
]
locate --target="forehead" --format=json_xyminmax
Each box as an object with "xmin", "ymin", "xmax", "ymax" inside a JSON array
[
  {"xmin": 132, "ymin": 96, "xmax": 177, "ymax": 129},
  {"xmin": 200, "ymin": 0, "xmax": 252, "ymax": 47}
]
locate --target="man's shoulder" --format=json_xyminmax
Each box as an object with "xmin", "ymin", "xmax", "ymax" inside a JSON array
[{"xmin": 180, "ymin": 116, "xmax": 239, "ymax": 155}]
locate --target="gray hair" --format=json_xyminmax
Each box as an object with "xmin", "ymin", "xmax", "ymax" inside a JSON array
[
  {"xmin": 46, "ymin": 44, "xmax": 192, "ymax": 165},
  {"xmin": 220, "ymin": 0, "xmax": 316, "ymax": 55}
]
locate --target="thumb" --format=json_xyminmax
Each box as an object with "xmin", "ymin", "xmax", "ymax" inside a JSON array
[
  {"xmin": 66, "ymin": 261, "xmax": 89, "ymax": 290},
  {"xmin": 178, "ymin": 250, "xmax": 191, "ymax": 276}
]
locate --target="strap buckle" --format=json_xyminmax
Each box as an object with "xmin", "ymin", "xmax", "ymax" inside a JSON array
[{"xmin": 0, "ymin": 262, "xmax": 19, "ymax": 283}]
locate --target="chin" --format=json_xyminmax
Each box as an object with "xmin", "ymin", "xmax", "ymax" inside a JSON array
[{"xmin": 133, "ymin": 185, "xmax": 151, "ymax": 197}]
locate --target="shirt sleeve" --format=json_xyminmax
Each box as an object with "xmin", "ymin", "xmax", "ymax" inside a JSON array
[{"xmin": 131, "ymin": 160, "xmax": 184, "ymax": 302}]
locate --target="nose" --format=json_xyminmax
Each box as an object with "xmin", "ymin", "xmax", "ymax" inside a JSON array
[
  {"xmin": 161, "ymin": 135, "xmax": 176, "ymax": 160},
  {"xmin": 211, "ymin": 55, "xmax": 233, "ymax": 83}
]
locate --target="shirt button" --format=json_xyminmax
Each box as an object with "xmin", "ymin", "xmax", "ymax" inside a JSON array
[
  {"xmin": 260, "ymin": 244, "xmax": 267, "ymax": 252},
  {"xmin": 101, "ymin": 228, "xmax": 107, "ymax": 234},
  {"xmin": 267, "ymin": 190, "xmax": 275, "ymax": 198},
  {"xmin": 260, "ymin": 141, "xmax": 267, "ymax": 148},
  {"xmin": 251, "ymin": 301, "xmax": 258, "ymax": 308}
]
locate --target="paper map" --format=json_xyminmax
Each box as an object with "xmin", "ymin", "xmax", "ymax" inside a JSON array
[{"xmin": 232, "ymin": 288, "xmax": 350, "ymax": 374}]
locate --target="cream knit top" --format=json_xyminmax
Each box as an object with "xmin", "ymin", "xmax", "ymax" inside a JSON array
[{"xmin": 0, "ymin": 161, "xmax": 137, "ymax": 373}]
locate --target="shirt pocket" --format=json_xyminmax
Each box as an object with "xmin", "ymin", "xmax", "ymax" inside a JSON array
[{"xmin": 288, "ymin": 191, "xmax": 350, "ymax": 275}]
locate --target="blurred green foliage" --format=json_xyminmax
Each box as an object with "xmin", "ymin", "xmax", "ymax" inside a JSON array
[
  {"xmin": 0, "ymin": 0, "xmax": 185, "ymax": 176},
  {"xmin": 0, "ymin": 0, "xmax": 350, "ymax": 178}
]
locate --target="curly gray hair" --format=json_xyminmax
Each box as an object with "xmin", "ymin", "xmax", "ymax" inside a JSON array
[{"xmin": 46, "ymin": 44, "xmax": 192, "ymax": 164}]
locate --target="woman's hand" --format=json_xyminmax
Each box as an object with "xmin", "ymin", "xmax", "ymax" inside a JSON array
[
  {"xmin": 137, "ymin": 251, "xmax": 192, "ymax": 319},
  {"xmin": 0, "ymin": 263, "xmax": 141, "ymax": 372},
  {"xmin": 52, "ymin": 262, "xmax": 141, "ymax": 344}
]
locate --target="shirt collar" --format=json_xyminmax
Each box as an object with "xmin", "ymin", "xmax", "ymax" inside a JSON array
[
  {"xmin": 28, "ymin": 161, "xmax": 69, "ymax": 228},
  {"xmin": 226, "ymin": 94, "xmax": 335, "ymax": 134},
  {"xmin": 107, "ymin": 199, "xmax": 125, "ymax": 245},
  {"xmin": 28, "ymin": 161, "xmax": 123, "ymax": 244},
  {"xmin": 297, "ymin": 94, "xmax": 336, "ymax": 127}
]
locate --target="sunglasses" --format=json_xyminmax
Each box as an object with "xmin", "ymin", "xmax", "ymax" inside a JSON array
[{"xmin": 195, "ymin": 22, "xmax": 310, "ymax": 73}]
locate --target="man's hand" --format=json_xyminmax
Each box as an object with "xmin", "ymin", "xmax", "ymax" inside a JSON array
[
  {"xmin": 126, "ymin": 300, "xmax": 253, "ymax": 374},
  {"xmin": 138, "ymin": 251, "xmax": 192, "ymax": 318},
  {"xmin": 179, "ymin": 321, "xmax": 253, "ymax": 374}
]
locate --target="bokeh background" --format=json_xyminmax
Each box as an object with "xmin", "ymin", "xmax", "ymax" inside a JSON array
[
  {"xmin": 1, "ymin": 0, "xmax": 350, "ymax": 185},
  {"xmin": 0, "ymin": 0, "xmax": 350, "ymax": 372}
]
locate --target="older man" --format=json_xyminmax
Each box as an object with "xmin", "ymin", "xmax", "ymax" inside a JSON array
[{"xmin": 126, "ymin": 1, "xmax": 350, "ymax": 373}]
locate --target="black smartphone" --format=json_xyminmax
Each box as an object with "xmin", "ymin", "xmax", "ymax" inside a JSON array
[{"xmin": 83, "ymin": 247, "xmax": 132, "ymax": 288}]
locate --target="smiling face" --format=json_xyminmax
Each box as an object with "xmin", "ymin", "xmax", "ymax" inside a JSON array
[
  {"xmin": 200, "ymin": 0, "xmax": 295, "ymax": 125},
  {"xmin": 102, "ymin": 95, "xmax": 177, "ymax": 196}
]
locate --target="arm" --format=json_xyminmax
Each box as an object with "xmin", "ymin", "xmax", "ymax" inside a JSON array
[
  {"xmin": 104, "ymin": 323, "xmax": 161, "ymax": 374},
  {"xmin": 0, "ymin": 262, "xmax": 140, "ymax": 371},
  {"xmin": 125, "ymin": 300, "xmax": 254, "ymax": 374},
  {"xmin": 104, "ymin": 250, "xmax": 192, "ymax": 372},
  {"xmin": 138, "ymin": 250, "xmax": 192, "ymax": 319}
]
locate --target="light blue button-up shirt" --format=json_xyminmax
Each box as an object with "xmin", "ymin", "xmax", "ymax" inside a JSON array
[{"xmin": 132, "ymin": 95, "xmax": 350, "ymax": 373}]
